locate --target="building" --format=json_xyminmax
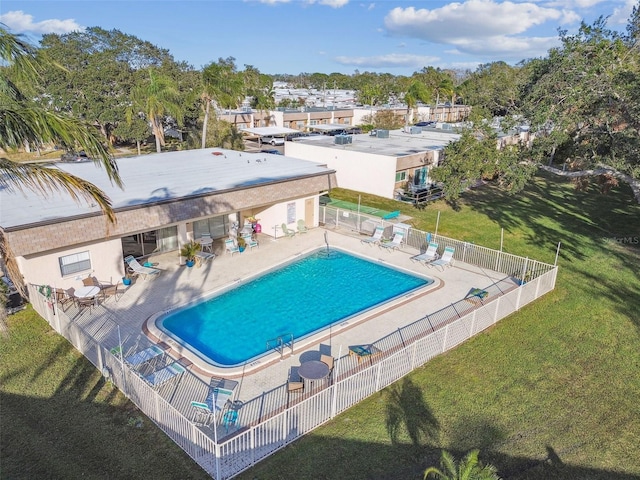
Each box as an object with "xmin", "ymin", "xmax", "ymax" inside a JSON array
[
  {"xmin": 0, "ymin": 148, "xmax": 336, "ymax": 290},
  {"xmin": 285, "ymin": 127, "xmax": 461, "ymax": 199}
]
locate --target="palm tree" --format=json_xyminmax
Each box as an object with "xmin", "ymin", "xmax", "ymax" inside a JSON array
[
  {"xmin": 424, "ymin": 450, "xmax": 501, "ymax": 480},
  {"xmin": 200, "ymin": 58, "xmax": 245, "ymax": 148},
  {"xmin": 1, "ymin": 26, "xmax": 123, "ymax": 294},
  {"xmin": 129, "ymin": 68, "xmax": 183, "ymax": 153}
]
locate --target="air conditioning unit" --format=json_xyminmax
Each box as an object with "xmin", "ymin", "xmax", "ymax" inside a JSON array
[{"xmin": 334, "ymin": 135, "xmax": 352, "ymax": 145}]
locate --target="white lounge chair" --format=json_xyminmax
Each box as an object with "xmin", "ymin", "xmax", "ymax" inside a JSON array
[
  {"xmin": 124, "ymin": 345, "xmax": 164, "ymax": 366},
  {"xmin": 225, "ymin": 238, "xmax": 239, "ymax": 256},
  {"xmin": 195, "ymin": 251, "xmax": 216, "ymax": 266},
  {"xmin": 242, "ymin": 234, "xmax": 259, "ymax": 251},
  {"xmin": 361, "ymin": 226, "xmax": 384, "ymax": 245},
  {"xmin": 411, "ymin": 242, "xmax": 439, "ymax": 265},
  {"xmin": 379, "ymin": 231, "xmax": 404, "ymax": 251},
  {"xmin": 143, "ymin": 362, "xmax": 185, "ymax": 389},
  {"xmin": 428, "ymin": 246, "xmax": 455, "ymax": 271},
  {"xmin": 124, "ymin": 255, "xmax": 161, "ymax": 280}
]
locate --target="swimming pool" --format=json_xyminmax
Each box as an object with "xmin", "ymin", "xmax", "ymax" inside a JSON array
[{"xmin": 156, "ymin": 248, "xmax": 434, "ymax": 368}]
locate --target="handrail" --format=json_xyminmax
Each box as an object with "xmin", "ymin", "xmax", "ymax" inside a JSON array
[{"xmin": 266, "ymin": 333, "xmax": 294, "ymax": 360}]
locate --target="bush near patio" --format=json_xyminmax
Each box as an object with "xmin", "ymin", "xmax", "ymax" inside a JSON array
[{"xmin": 1, "ymin": 171, "xmax": 639, "ymax": 480}]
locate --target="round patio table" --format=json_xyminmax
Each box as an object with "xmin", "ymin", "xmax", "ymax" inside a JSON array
[
  {"xmin": 298, "ymin": 360, "xmax": 330, "ymax": 385},
  {"xmin": 74, "ymin": 285, "xmax": 100, "ymax": 299}
]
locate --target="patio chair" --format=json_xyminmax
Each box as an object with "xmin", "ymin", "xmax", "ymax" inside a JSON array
[
  {"xmin": 411, "ymin": 242, "xmax": 439, "ymax": 265},
  {"xmin": 207, "ymin": 387, "xmax": 234, "ymax": 412},
  {"xmin": 281, "ymin": 223, "xmax": 296, "ymax": 238},
  {"xmin": 195, "ymin": 251, "xmax": 216, "ymax": 266},
  {"xmin": 297, "ymin": 219, "xmax": 308, "ymax": 234},
  {"xmin": 361, "ymin": 226, "xmax": 384, "ymax": 245},
  {"xmin": 124, "ymin": 255, "xmax": 161, "ymax": 280},
  {"xmin": 428, "ymin": 246, "xmax": 455, "ymax": 271},
  {"xmin": 101, "ymin": 281, "xmax": 123, "ymax": 302},
  {"xmin": 55, "ymin": 288, "xmax": 75, "ymax": 311},
  {"xmin": 225, "ymin": 238, "xmax": 240, "ymax": 256},
  {"xmin": 242, "ymin": 234, "xmax": 259, "ymax": 251},
  {"xmin": 76, "ymin": 296, "xmax": 95, "ymax": 314},
  {"xmin": 222, "ymin": 409, "xmax": 239, "ymax": 433},
  {"xmin": 378, "ymin": 231, "xmax": 404, "ymax": 251},
  {"xmin": 143, "ymin": 362, "xmax": 185, "ymax": 389},
  {"xmin": 287, "ymin": 368, "xmax": 305, "ymax": 393},
  {"xmin": 199, "ymin": 233, "xmax": 213, "ymax": 253},
  {"xmin": 124, "ymin": 345, "xmax": 164, "ymax": 366},
  {"xmin": 191, "ymin": 401, "xmax": 215, "ymax": 427},
  {"xmin": 320, "ymin": 354, "xmax": 334, "ymax": 374}
]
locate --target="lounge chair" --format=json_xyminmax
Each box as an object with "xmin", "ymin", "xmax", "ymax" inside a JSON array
[
  {"xmin": 242, "ymin": 234, "xmax": 259, "ymax": 251},
  {"xmin": 195, "ymin": 251, "xmax": 216, "ymax": 266},
  {"xmin": 124, "ymin": 255, "xmax": 161, "ymax": 280},
  {"xmin": 191, "ymin": 401, "xmax": 215, "ymax": 427},
  {"xmin": 281, "ymin": 223, "xmax": 296, "ymax": 238},
  {"xmin": 225, "ymin": 238, "xmax": 239, "ymax": 256},
  {"xmin": 297, "ymin": 220, "xmax": 308, "ymax": 234},
  {"xmin": 143, "ymin": 362, "xmax": 185, "ymax": 389},
  {"xmin": 124, "ymin": 345, "xmax": 164, "ymax": 366},
  {"xmin": 361, "ymin": 226, "xmax": 384, "ymax": 245},
  {"xmin": 464, "ymin": 288, "xmax": 489, "ymax": 304},
  {"xmin": 411, "ymin": 242, "xmax": 439, "ymax": 265},
  {"xmin": 428, "ymin": 246, "xmax": 455, "ymax": 271},
  {"xmin": 378, "ymin": 231, "xmax": 404, "ymax": 251},
  {"xmin": 207, "ymin": 387, "xmax": 234, "ymax": 412}
]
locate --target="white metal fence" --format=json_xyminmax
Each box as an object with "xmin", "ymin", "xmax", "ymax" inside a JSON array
[{"xmin": 28, "ymin": 220, "xmax": 558, "ymax": 480}]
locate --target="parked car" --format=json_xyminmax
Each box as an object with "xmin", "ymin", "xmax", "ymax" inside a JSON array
[
  {"xmin": 414, "ymin": 121, "xmax": 435, "ymax": 127},
  {"xmin": 261, "ymin": 136, "xmax": 284, "ymax": 146},
  {"xmin": 60, "ymin": 150, "xmax": 90, "ymax": 162},
  {"xmin": 261, "ymin": 149, "xmax": 282, "ymax": 155}
]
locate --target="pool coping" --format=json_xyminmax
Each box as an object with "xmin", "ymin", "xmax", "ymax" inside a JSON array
[{"xmin": 144, "ymin": 245, "xmax": 442, "ymax": 378}]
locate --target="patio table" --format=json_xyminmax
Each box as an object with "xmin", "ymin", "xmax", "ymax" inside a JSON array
[
  {"xmin": 298, "ymin": 360, "xmax": 330, "ymax": 388},
  {"xmin": 74, "ymin": 285, "xmax": 100, "ymax": 305}
]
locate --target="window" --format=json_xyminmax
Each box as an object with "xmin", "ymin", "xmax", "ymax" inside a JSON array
[
  {"xmin": 287, "ymin": 202, "xmax": 296, "ymax": 224},
  {"xmin": 193, "ymin": 216, "xmax": 229, "ymax": 239},
  {"xmin": 59, "ymin": 251, "xmax": 91, "ymax": 276},
  {"xmin": 395, "ymin": 171, "xmax": 406, "ymax": 182}
]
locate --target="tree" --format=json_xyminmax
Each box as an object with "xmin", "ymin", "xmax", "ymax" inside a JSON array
[
  {"xmin": 200, "ymin": 57, "xmax": 245, "ymax": 148},
  {"xmin": 129, "ymin": 68, "xmax": 183, "ymax": 153},
  {"xmin": 519, "ymin": 17, "xmax": 640, "ymax": 179},
  {"xmin": 0, "ymin": 26, "xmax": 122, "ymax": 293},
  {"xmin": 430, "ymin": 123, "xmax": 536, "ymax": 201},
  {"xmin": 424, "ymin": 450, "xmax": 501, "ymax": 480}
]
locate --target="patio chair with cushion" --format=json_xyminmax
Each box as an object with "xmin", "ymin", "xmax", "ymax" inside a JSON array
[
  {"xmin": 124, "ymin": 255, "xmax": 161, "ymax": 280},
  {"xmin": 287, "ymin": 368, "xmax": 304, "ymax": 393},
  {"xmin": 320, "ymin": 354, "xmax": 335, "ymax": 374},
  {"xmin": 378, "ymin": 231, "xmax": 404, "ymax": 251},
  {"xmin": 242, "ymin": 234, "xmax": 259, "ymax": 251},
  {"xmin": 101, "ymin": 281, "xmax": 123, "ymax": 302},
  {"xmin": 281, "ymin": 223, "xmax": 296, "ymax": 238},
  {"xmin": 361, "ymin": 226, "xmax": 384, "ymax": 245},
  {"xmin": 225, "ymin": 238, "xmax": 240, "ymax": 256},
  {"xmin": 428, "ymin": 246, "xmax": 455, "ymax": 271},
  {"xmin": 411, "ymin": 242, "xmax": 439, "ymax": 265},
  {"xmin": 55, "ymin": 288, "xmax": 75, "ymax": 311}
]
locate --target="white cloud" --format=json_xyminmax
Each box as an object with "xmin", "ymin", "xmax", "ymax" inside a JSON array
[
  {"xmin": 383, "ymin": 0, "xmax": 572, "ymax": 60},
  {"xmin": 0, "ymin": 10, "xmax": 83, "ymax": 34},
  {"xmin": 610, "ymin": 0, "xmax": 635, "ymax": 25},
  {"xmin": 334, "ymin": 53, "xmax": 441, "ymax": 69}
]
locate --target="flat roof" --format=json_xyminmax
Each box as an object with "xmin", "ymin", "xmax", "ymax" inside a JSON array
[
  {"xmin": 292, "ymin": 128, "xmax": 461, "ymax": 157},
  {"xmin": 307, "ymin": 124, "xmax": 351, "ymax": 132},
  {"xmin": 0, "ymin": 148, "xmax": 333, "ymax": 229}
]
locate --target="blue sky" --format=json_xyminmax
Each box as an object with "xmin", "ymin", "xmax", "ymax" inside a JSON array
[{"xmin": 1, "ymin": 0, "xmax": 635, "ymax": 76}]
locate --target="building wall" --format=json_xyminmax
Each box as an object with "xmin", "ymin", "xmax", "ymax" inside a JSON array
[{"xmin": 286, "ymin": 142, "xmax": 396, "ymax": 198}]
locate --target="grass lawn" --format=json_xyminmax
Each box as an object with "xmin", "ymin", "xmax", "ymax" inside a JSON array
[{"xmin": 1, "ymin": 171, "xmax": 639, "ymax": 479}]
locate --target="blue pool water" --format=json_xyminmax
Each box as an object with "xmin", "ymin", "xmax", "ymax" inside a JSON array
[{"xmin": 159, "ymin": 248, "xmax": 432, "ymax": 367}]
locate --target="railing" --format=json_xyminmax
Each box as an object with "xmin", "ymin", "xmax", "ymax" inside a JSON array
[
  {"xmin": 27, "ymin": 220, "xmax": 558, "ymax": 480},
  {"xmin": 266, "ymin": 333, "xmax": 294, "ymax": 361}
]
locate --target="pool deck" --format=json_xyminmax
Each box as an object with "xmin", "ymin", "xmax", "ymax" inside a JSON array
[{"xmin": 69, "ymin": 226, "xmax": 517, "ymax": 440}]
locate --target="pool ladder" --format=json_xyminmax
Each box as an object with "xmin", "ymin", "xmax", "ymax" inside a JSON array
[{"xmin": 267, "ymin": 333, "xmax": 294, "ymax": 360}]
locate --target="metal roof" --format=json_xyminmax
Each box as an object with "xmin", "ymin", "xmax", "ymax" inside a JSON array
[
  {"xmin": 240, "ymin": 126, "xmax": 298, "ymax": 137},
  {"xmin": 0, "ymin": 148, "xmax": 332, "ymax": 229}
]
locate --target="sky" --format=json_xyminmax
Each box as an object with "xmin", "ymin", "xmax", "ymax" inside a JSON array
[{"xmin": 1, "ymin": 0, "xmax": 636, "ymax": 76}]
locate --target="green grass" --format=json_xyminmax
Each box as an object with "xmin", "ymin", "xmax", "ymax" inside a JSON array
[
  {"xmin": 2, "ymin": 171, "xmax": 639, "ymax": 479},
  {"xmin": 237, "ymin": 172, "xmax": 640, "ymax": 480},
  {"xmin": 0, "ymin": 308, "xmax": 211, "ymax": 480}
]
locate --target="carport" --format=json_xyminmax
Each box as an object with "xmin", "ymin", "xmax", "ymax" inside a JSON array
[
  {"xmin": 307, "ymin": 124, "xmax": 349, "ymax": 134},
  {"xmin": 241, "ymin": 126, "xmax": 299, "ymax": 146}
]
